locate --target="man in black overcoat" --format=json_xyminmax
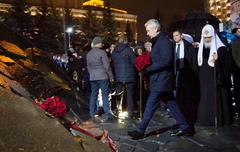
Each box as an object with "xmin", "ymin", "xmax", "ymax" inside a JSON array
[{"xmin": 173, "ymin": 29, "xmax": 200, "ymax": 135}]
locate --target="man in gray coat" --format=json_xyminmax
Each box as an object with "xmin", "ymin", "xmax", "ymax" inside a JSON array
[{"xmin": 87, "ymin": 36, "xmax": 114, "ymax": 119}]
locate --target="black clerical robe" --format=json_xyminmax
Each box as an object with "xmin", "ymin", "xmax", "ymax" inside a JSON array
[{"xmin": 197, "ymin": 46, "xmax": 232, "ymax": 126}]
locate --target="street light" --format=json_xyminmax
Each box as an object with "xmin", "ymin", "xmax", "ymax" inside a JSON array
[{"xmin": 66, "ymin": 27, "xmax": 73, "ymax": 49}]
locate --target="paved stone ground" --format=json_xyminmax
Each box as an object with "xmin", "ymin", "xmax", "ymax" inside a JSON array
[
  {"xmin": 72, "ymin": 105, "xmax": 240, "ymax": 152},
  {"xmin": 57, "ymin": 79, "xmax": 240, "ymax": 152}
]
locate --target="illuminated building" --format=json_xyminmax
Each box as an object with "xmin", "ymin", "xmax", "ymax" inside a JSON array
[
  {"xmin": 205, "ymin": 0, "xmax": 231, "ymax": 22},
  {"xmin": 0, "ymin": 0, "xmax": 137, "ymax": 40},
  {"xmin": 82, "ymin": 0, "xmax": 127, "ymax": 14}
]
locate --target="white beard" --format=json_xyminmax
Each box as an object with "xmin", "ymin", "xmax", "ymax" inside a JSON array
[{"xmin": 204, "ymin": 42, "xmax": 211, "ymax": 48}]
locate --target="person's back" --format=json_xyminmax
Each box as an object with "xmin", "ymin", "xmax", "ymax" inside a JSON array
[
  {"xmin": 112, "ymin": 43, "xmax": 136, "ymax": 83},
  {"xmin": 86, "ymin": 36, "xmax": 113, "ymax": 119},
  {"xmin": 87, "ymin": 48, "xmax": 112, "ymax": 81},
  {"xmin": 111, "ymin": 35, "xmax": 136, "ymax": 117}
]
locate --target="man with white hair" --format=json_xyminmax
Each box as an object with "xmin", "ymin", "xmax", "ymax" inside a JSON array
[
  {"xmin": 197, "ymin": 24, "xmax": 231, "ymax": 126},
  {"xmin": 128, "ymin": 19, "xmax": 189, "ymax": 140}
]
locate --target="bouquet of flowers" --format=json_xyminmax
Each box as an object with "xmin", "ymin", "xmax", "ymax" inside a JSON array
[
  {"xmin": 135, "ymin": 52, "xmax": 151, "ymax": 71},
  {"xmin": 35, "ymin": 96, "xmax": 68, "ymax": 118}
]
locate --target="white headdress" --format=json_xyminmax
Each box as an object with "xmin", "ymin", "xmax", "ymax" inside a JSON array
[{"xmin": 198, "ymin": 24, "xmax": 225, "ymax": 67}]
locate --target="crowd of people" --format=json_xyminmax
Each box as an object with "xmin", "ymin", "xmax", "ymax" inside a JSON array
[
  {"xmin": 51, "ymin": 18, "xmax": 240, "ymax": 140},
  {"xmin": 52, "ymin": 46, "xmax": 91, "ymax": 91}
]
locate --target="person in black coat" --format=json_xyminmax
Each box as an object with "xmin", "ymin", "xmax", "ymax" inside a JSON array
[
  {"xmin": 111, "ymin": 35, "xmax": 136, "ymax": 117},
  {"xmin": 231, "ymin": 28, "xmax": 240, "ymax": 118},
  {"xmin": 173, "ymin": 29, "xmax": 200, "ymax": 135},
  {"xmin": 128, "ymin": 19, "xmax": 189, "ymax": 140}
]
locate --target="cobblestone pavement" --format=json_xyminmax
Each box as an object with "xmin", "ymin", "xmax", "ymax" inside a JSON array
[
  {"xmin": 89, "ymin": 108, "xmax": 240, "ymax": 152},
  {"xmin": 59, "ymin": 86, "xmax": 240, "ymax": 152}
]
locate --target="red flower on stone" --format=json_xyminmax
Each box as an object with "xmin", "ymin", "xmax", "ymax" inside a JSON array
[{"xmin": 41, "ymin": 96, "xmax": 68, "ymax": 118}]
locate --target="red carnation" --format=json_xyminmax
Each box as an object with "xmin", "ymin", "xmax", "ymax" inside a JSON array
[{"xmin": 41, "ymin": 96, "xmax": 68, "ymax": 118}]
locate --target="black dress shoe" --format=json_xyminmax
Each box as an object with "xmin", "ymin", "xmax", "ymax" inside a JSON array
[{"xmin": 128, "ymin": 130, "xmax": 144, "ymax": 140}]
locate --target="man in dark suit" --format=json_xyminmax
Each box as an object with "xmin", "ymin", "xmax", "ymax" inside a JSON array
[
  {"xmin": 173, "ymin": 29, "xmax": 200, "ymax": 135},
  {"xmin": 128, "ymin": 19, "xmax": 189, "ymax": 140}
]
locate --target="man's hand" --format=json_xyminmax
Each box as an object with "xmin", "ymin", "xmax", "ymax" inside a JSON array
[
  {"xmin": 192, "ymin": 42, "xmax": 199, "ymax": 48},
  {"xmin": 212, "ymin": 52, "xmax": 218, "ymax": 62}
]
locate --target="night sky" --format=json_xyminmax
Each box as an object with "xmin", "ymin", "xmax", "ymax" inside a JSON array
[{"xmin": 110, "ymin": 0, "xmax": 205, "ymax": 40}]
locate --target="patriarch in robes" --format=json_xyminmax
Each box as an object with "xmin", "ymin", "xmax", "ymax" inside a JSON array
[{"xmin": 197, "ymin": 24, "xmax": 232, "ymax": 126}]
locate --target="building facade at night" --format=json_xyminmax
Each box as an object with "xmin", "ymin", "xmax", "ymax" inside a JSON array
[
  {"xmin": 205, "ymin": 0, "xmax": 231, "ymax": 22},
  {"xmin": 205, "ymin": 0, "xmax": 240, "ymax": 24},
  {"xmin": 0, "ymin": 0, "xmax": 138, "ymax": 40},
  {"xmin": 230, "ymin": 0, "xmax": 240, "ymax": 28}
]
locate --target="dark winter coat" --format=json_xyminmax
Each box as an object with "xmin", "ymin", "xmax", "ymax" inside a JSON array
[
  {"xmin": 174, "ymin": 40, "xmax": 200, "ymax": 126},
  {"xmin": 111, "ymin": 43, "xmax": 136, "ymax": 83},
  {"xmin": 146, "ymin": 32, "xmax": 175, "ymax": 92},
  {"xmin": 174, "ymin": 39, "xmax": 200, "ymax": 102}
]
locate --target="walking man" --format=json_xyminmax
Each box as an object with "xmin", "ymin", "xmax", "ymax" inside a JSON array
[{"xmin": 128, "ymin": 19, "xmax": 189, "ymax": 140}]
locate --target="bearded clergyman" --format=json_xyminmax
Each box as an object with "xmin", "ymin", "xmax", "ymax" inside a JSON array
[{"xmin": 197, "ymin": 24, "xmax": 232, "ymax": 126}]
